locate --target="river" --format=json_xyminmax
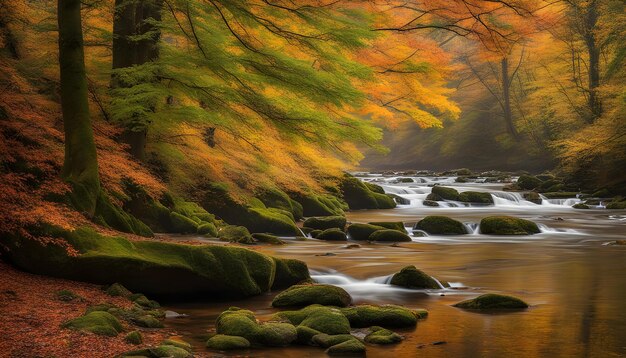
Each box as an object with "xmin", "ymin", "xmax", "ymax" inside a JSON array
[{"xmin": 164, "ymin": 174, "xmax": 626, "ymax": 357}]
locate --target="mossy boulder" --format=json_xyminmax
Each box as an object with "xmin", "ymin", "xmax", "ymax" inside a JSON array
[
  {"xmin": 312, "ymin": 333, "xmax": 358, "ymax": 348},
  {"xmin": 273, "ymin": 305, "xmax": 351, "ymax": 335},
  {"xmin": 523, "ymin": 192, "xmax": 542, "ymax": 204},
  {"xmin": 197, "ymin": 222, "xmax": 218, "ymax": 237},
  {"xmin": 161, "ymin": 339, "xmax": 192, "ymax": 352},
  {"xmin": 541, "ymin": 191, "xmax": 580, "ymax": 198},
  {"xmin": 309, "ymin": 229, "xmax": 323, "ymax": 238},
  {"xmin": 316, "ymin": 228, "xmax": 347, "ymax": 241},
  {"xmin": 55, "ymin": 289, "xmax": 80, "ymax": 302},
  {"xmin": 272, "ymin": 258, "xmax": 311, "ymax": 289},
  {"xmin": 5, "ymin": 226, "xmax": 309, "ymax": 298},
  {"xmin": 206, "ymin": 334, "xmax": 251, "ymax": 350},
  {"xmin": 368, "ymin": 230, "xmax": 412, "ymax": 242},
  {"xmin": 339, "ymin": 304, "xmax": 425, "ymax": 328},
  {"xmin": 367, "ymin": 221, "xmax": 406, "ymax": 233},
  {"xmin": 169, "ymin": 212, "xmax": 199, "ymax": 234},
  {"xmin": 326, "ymin": 339, "xmax": 366, "ymax": 355},
  {"xmin": 94, "ymin": 192, "xmax": 154, "ymax": 237},
  {"xmin": 431, "ymin": 186, "xmax": 460, "ymax": 201},
  {"xmin": 218, "ymin": 225, "xmax": 254, "ymax": 244},
  {"xmin": 606, "ymin": 201, "xmax": 626, "ymax": 209},
  {"xmin": 125, "ymin": 331, "xmax": 143, "ymax": 345},
  {"xmin": 106, "ymin": 283, "xmax": 132, "ymax": 297},
  {"xmin": 364, "ymin": 182, "xmax": 385, "ymax": 194},
  {"xmin": 572, "ymin": 203, "xmax": 590, "ymax": 209},
  {"xmin": 517, "ymin": 175, "xmax": 542, "ymax": 190},
  {"xmin": 414, "ymin": 216, "xmax": 467, "ymax": 235},
  {"xmin": 303, "ymin": 216, "xmax": 347, "ymax": 231},
  {"xmin": 62, "ymin": 311, "xmax": 123, "ymax": 337},
  {"xmin": 131, "ymin": 314, "xmax": 163, "ymax": 328},
  {"xmin": 454, "ymin": 293, "xmax": 529, "ymax": 310},
  {"xmin": 147, "ymin": 345, "xmax": 192, "ymax": 358},
  {"xmin": 259, "ymin": 322, "xmax": 298, "ymax": 346},
  {"xmin": 296, "ymin": 325, "xmax": 322, "ymax": 345},
  {"xmin": 364, "ymin": 326, "xmax": 402, "ymax": 344},
  {"xmin": 272, "ymin": 284, "xmax": 352, "ymax": 307},
  {"xmin": 459, "ymin": 191, "xmax": 493, "ymax": 204},
  {"xmin": 479, "ymin": 216, "xmax": 540, "ymax": 235},
  {"xmin": 257, "ymin": 187, "xmax": 304, "ymax": 220},
  {"xmin": 423, "ymin": 200, "xmax": 439, "ymax": 207},
  {"xmin": 252, "ymin": 233, "xmax": 285, "ymax": 245},
  {"xmin": 216, "ymin": 307, "xmax": 297, "ymax": 346},
  {"xmin": 346, "ymin": 223, "xmax": 385, "ymax": 241},
  {"xmin": 389, "ymin": 265, "xmax": 440, "ymax": 289},
  {"xmin": 291, "ymin": 191, "xmax": 346, "ymax": 217},
  {"xmin": 340, "ymin": 175, "xmax": 396, "ymax": 210}
]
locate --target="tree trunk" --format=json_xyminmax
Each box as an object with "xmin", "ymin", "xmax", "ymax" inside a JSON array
[
  {"xmin": 501, "ymin": 57, "xmax": 519, "ymax": 140},
  {"xmin": 58, "ymin": 0, "xmax": 101, "ymax": 215},
  {"xmin": 584, "ymin": 0, "xmax": 601, "ymax": 122}
]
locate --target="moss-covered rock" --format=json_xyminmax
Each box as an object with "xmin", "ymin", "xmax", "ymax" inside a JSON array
[
  {"xmin": 454, "ymin": 293, "xmax": 529, "ymax": 310},
  {"xmin": 517, "ymin": 175, "xmax": 542, "ymax": 190},
  {"xmin": 290, "ymin": 191, "xmax": 346, "ymax": 217},
  {"xmin": 62, "ymin": 311, "xmax": 123, "ymax": 337},
  {"xmin": 197, "ymin": 222, "xmax": 218, "ymax": 237},
  {"xmin": 312, "ymin": 333, "xmax": 358, "ymax": 348},
  {"xmin": 606, "ymin": 201, "xmax": 626, "ymax": 209},
  {"xmin": 303, "ymin": 216, "xmax": 347, "ymax": 231},
  {"xmin": 340, "ymin": 175, "xmax": 396, "ymax": 210},
  {"xmin": 257, "ymin": 187, "xmax": 304, "ymax": 220},
  {"xmin": 131, "ymin": 314, "xmax": 163, "ymax": 328},
  {"xmin": 309, "ymin": 229, "xmax": 323, "ymax": 238},
  {"xmin": 169, "ymin": 212, "xmax": 199, "ymax": 234},
  {"xmin": 272, "ymin": 284, "xmax": 351, "ymax": 307},
  {"xmin": 131, "ymin": 294, "xmax": 160, "ymax": 309},
  {"xmin": 148, "ymin": 345, "xmax": 192, "ymax": 358},
  {"xmin": 272, "ymin": 258, "xmax": 311, "ymax": 289},
  {"xmin": 458, "ymin": 191, "xmax": 493, "ymax": 204},
  {"xmin": 367, "ymin": 221, "xmax": 406, "ymax": 233},
  {"xmin": 414, "ymin": 216, "xmax": 467, "ymax": 235},
  {"xmin": 6, "ymin": 226, "xmax": 308, "ymax": 298},
  {"xmin": 206, "ymin": 334, "xmax": 251, "ymax": 350},
  {"xmin": 541, "ymin": 191, "xmax": 580, "ymax": 198},
  {"xmin": 339, "ymin": 304, "xmax": 424, "ymax": 328},
  {"xmin": 572, "ymin": 203, "xmax": 590, "ymax": 209},
  {"xmin": 259, "ymin": 322, "xmax": 298, "ymax": 346},
  {"xmin": 316, "ymin": 228, "xmax": 347, "ymax": 241},
  {"xmin": 364, "ymin": 182, "xmax": 385, "ymax": 194},
  {"xmin": 368, "ymin": 230, "xmax": 412, "ymax": 242},
  {"xmin": 252, "ymin": 233, "xmax": 285, "ymax": 245},
  {"xmin": 431, "ymin": 186, "xmax": 459, "ymax": 201},
  {"xmin": 423, "ymin": 200, "xmax": 439, "ymax": 207},
  {"xmin": 106, "ymin": 282, "xmax": 132, "ymax": 297},
  {"xmin": 55, "ymin": 289, "xmax": 80, "ymax": 302},
  {"xmin": 125, "ymin": 331, "xmax": 143, "ymax": 345},
  {"xmin": 215, "ymin": 307, "xmax": 297, "ymax": 346},
  {"xmin": 161, "ymin": 338, "xmax": 192, "ymax": 352},
  {"xmin": 218, "ymin": 225, "xmax": 254, "ymax": 244},
  {"xmin": 389, "ymin": 265, "xmax": 440, "ymax": 289},
  {"xmin": 479, "ymin": 216, "xmax": 540, "ymax": 235},
  {"xmin": 273, "ymin": 305, "xmax": 351, "ymax": 335},
  {"xmin": 296, "ymin": 325, "xmax": 322, "ymax": 345},
  {"xmin": 364, "ymin": 326, "xmax": 402, "ymax": 344},
  {"xmin": 523, "ymin": 192, "xmax": 542, "ymax": 204},
  {"xmin": 346, "ymin": 223, "xmax": 385, "ymax": 241},
  {"xmin": 325, "ymin": 339, "xmax": 366, "ymax": 355}
]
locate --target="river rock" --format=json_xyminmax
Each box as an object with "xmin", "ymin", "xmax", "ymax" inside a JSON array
[
  {"xmin": 252, "ymin": 233, "xmax": 285, "ymax": 245},
  {"xmin": 340, "ymin": 174, "xmax": 396, "ymax": 210},
  {"xmin": 216, "ymin": 307, "xmax": 297, "ymax": 346},
  {"xmin": 453, "ymin": 293, "xmax": 529, "ymax": 310},
  {"xmin": 312, "ymin": 333, "xmax": 358, "ymax": 348},
  {"xmin": 62, "ymin": 311, "xmax": 123, "ymax": 337},
  {"xmin": 303, "ymin": 216, "xmax": 347, "ymax": 231},
  {"xmin": 389, "ymin": 265, "xmax": 441, "ymax": 289},
  {"xmin": 339, "ymin": 304, "xmax": 427, "ymax": 328},
  {"xmin": 273, "ymin": 305, "xmax": 351, "ymax": 335},
  {"xmin": 272, "ymin": 284, "xmax": 352, "ymax": 307},
  {"xmin": 423, "ymin": 200, "xmax": 439, "ymax": 207},
  {"xmin": 479, "ymin": 216, "xmax": 540, "ymax": 235},
  {"xmin": 431, "ymin": 186, "xmax": 460, "ymax": 200},
  {"xmin": 206, "ymin": 334, "xmax": 251, "ymax": 350},
  {"xmin": 367, "ymin": 221, "xmax": 407, "ymax": 233},
  {"xmin": 364, "ymin": 326, "xmax": 403, "ymax": 344},
  {"xmin": 458, "ymin": 191, "xmax": 493, "ymax": 204},
  {"xmin": 316, "ymin": 228, "xmax": 347, "ymax": 241},
  {"xmin": 368, "ymin": 229, "xmax": 412, "ymax": 242},
  {"xmin": 326, "ymin": 339, "xmax": 366, "ymax": 355},
  {"xmin": 413, "ymin": 216, "xmax": 467, "ymax": 235}
]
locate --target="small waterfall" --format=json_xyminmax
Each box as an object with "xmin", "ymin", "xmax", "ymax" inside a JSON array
[
  {"xmin": 537, "ymin": 224, "xmax": 585, "ymax": 235},
  {"xmin": 538, "ymin": 194, "xmax": 581, "ymax": 207},
  {"xmin": 491, "ymin": 192, "xmax": 537, "ymax": 207},
  {"xmin": 463, "ymin": 223, "xmax": 480, "ymax": 235}
]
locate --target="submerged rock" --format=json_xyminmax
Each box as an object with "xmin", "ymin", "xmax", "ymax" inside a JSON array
[
  {"xmin": 206, "ymin": 334, "xmax": 251, "ymax": 350},
  {"xmin": 479, "ymin": 216, "xmax": 540, "ymax": 235},
  {"xmin": 364, "ymin": 326, "xmax": 403, "ymax": 344},
  {"xmin": 389, "ymin": 265, "xmax": 441, "ymax": 289},
  {"xmin": 414, "ymin": 216, "xmax": 467, "ymax": 235},
  {"xmin": 62, "ymin": 311, "xmax": 123, "ymax": 337},
  {"xmin": 454, "ymin": 293, "xmax": 529, "ymax": 310},
  {"xmin": 368, "ymin": 229, "xmax": 412, "ymax": 242},
  {"xmin": 339, "ymin": 304, "xmax": 426, "ymax": 328},
  {"xmin": 272, "ymin": 284, "xmax": 352, "ymax": 307},
  {"xmin": 303, "ymin": 216, "xmax": 347, "ymax": 231},
  {"xmin": 316, "ymin": 228, "xmax": 348, "ymax": 241}
]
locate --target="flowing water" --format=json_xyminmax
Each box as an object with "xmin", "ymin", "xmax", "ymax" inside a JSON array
[{"xmin": 164, "ymin": 175, "xmax": 626, "ymax": 357}]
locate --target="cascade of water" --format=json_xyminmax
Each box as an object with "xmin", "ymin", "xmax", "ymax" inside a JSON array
[{"xmin": 463, "ymin": 223, "xmax": 480, "ymax": 235}]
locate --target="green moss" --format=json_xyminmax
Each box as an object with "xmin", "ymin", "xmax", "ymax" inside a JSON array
[
  {"xmin": 303, "ymin": 216, "xmax": 347, "ymax": 231},
  {"xmin": 161, "ymin": 338, "xmax": 192, "ymax": 352},
  {"xmin": 340, "ymin": 175, "xmax": 396, "ymax": 210},
  {"xmin": 364, "ymin": 326, "xmax": 402, "ymax": 344},
  {"xmin": 325, "ymin": 339, "xmax": 366, "ymax": 355},
  {"xmin": 541, "ymin": 191, "xmax": 580, "ymax": 198},
  {"xmin": 125, "ymin": 331, "xmax": 143, "ymax": 345},
  {"xmin": 132, "ymin": 294, "xmax": 160, "ymax": 309},
  {"xmin": 259, "ymin": 322, "xmax": 298, "ymax": 346},
  {"xmin": 312, "ymin": 334, "xmax": 357, "ymax": 348},
  {"xmin": 257, "ymin": 187, "xmax": 303, "ymax": 220},
  {"xmin": 339, "ymin": 304, "xmax": 423, "ymax": 328},
  {"xmin": 94, "ymin": 192, "xmax": 153, "ymax": 237},
  {"xmin": 389, "ymin": 265, "xmax": 440, "ymax": 289},
  {"xmin": 431, "ymin": 186, "xmax": 460, "ymax": 201},
  {"xmin": 309, "ymin": 229, "xmax": 322, "ymax": 238},
  {"xmin": 272, "ymin": 284, "xmax": 352, "ymax": 307},
  {"xmin": 523, "ymin": 192, "xmax": 542, "ymax": 204},
  {"xmin": 296, "ymin": 326, "xmax": 322, "ymax": 345},
  {"xmin": 273, "ymin": 305, "xmax": 351, "ymax": 335},
  {"xmin": 364, "ymin": 182, "xmax": 385, "ymax": 194},
  {"xmin": 55, "ymin": 289, "xmax": 80, "ymax": 302},
  {"xmin": 148, "ymin": 345, "xmax": 192, "ymax": 358},
  {"xmin": 206, "ymin": 334, "xmax": 251, "ymax": 350},
  {"xmin": 606, "ymin": 201, "xmax": 626, "ymax": 209},
  {"xmin": 197, "ymin": 222, "xmax": 218, "ymax": 236},
  {"xmin": 367, "ymin": 221, "xmax": 406, "ymax": 233},
  {"xmin": 517, "ymin": 175, "xmax": 542, "ymax": 190},
  {"xmin": 414, "ymin": 216, "xmax": 467, "ymax": 235},
  {"xmin": 252, "ymin": 233, "xmax": 285, "ymax": 245},
  {"xmin": 479, "ymin": 216, "xmax": 540, "ymax": 235},
  {"xmin": 215, "ymin": 307, "xmax": 296, "ymax": 346},
  {"xmin": 454, "ymin": 293, "xmax": 529, "ymax": 310},
  {"xmin": 106, "ymin": 283, "xmax": 132, "ymax": 297},
  {"xmin": 6, "ymin": 225, "xmax": 308, "ymax": 298},
  {"xmin": 346, "ymin": 223, "xmax": 385, "ymax": 241},
  {"xmin": 272, "ymin": 258, "xmax": 311, "ymax": 289},
  {"xmin": 169, "ymin": 212, "xmax": 199, "ymax": 234},
  {"xmin": 572, "ymin": 203, "xmax": 590, "ymax": 209},
  {"xmin": 458, "ymin": 191, "xmax": 494, "ymax": 204},
  {"xmin": 218, "ymin": 225, "xmax": 253, "ymax": 243},
  {"xmin": 423, "ymin": 200, "xmax": 439, "ymax": 207},
  {"xmin": 368, "ymin": 229, "xmax": 411, "ymax": 242},
  {"xmin": 290, "ymin": 191, "xmax": 346, "ymax": 217},
  {"xmin": 316, "ymin": 228, "xmax": 347, "ymax": 241},
  {"xmin": 62, "ymin": 311, "xmax": 123, "ymax": 337},
  {"xmin": 131, "ymin": 314, "xmax": 163, "ymax": 328}
]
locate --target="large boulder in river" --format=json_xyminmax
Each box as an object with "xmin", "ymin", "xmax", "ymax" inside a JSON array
[
  {"xmin": 516, "ymin": 175, "xmax": 542, "ymax": 190},
  {"xmin": 316, "ymin": 228, "xmax": 347, "ymax": 241},
  {"xmin": 303, "ymin": 216, "xmax": 347, "ymax": 231},
  {"xmin": 368, "ymin": 230, "xmax": 412, "ymax": 242},
  {"xmin": 346, "ymin": 223, "xmax": 386, "ymax": 241},
  {"xmin": 368, "ymin": 221, "xmax": 407, "ymax": 233},
  {"xmin": 459, "ymin": 191, "xmax": 493, "ymax": 204},
  {"xmin": 4, "ymin": 226, "xmax": 310, "ymax": 298},
  {"xmin": 454, "ymin": 293, "xmax": 529, "ymax": 310},
  {"xmin": 339, "ymin": 304, "xmax": 427, "ymax": 328},
  {"xmin": 273, "ymin": 305, "xmax": 351, "ymax": 335},
  {"xmin": 479, "ymin": 216, "xmax": 540, "ymax": 235},
  {"xmin": 216, "ymin": 307, "xmax": 297, "ymax": 346},
  {"xmin": 431, "ymin": 186, "xmax": 460, "ymax": 201},
  {"xmin": 272, "ymin": 284, "xmax": 352, "ymax": 307},
  {"xmin": 290, "ymin": 191, "xmax": 347, "ymax": 217},
  {"xmin": 340, "ymin": 175, "xmax": 396, "ymax": 210},
  {"xmin": 414, "ymin": 216, "xmax": 467, "ymax": 235},
  {"xmin": 389, "ymin": 265, "xmax": 441, "ymax": 289}
]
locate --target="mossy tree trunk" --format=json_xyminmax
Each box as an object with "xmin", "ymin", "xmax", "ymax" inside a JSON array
[
  {"xmin": 583, "ymin": 0, "xmax": 601, "ymax": 123},
  {"xmin": 58, "ymin": 0, "xmax": 101, "ymax": 215}
]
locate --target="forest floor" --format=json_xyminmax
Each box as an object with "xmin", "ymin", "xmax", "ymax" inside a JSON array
[{"xmin": 0, "ymin": 261, "xmax": 177, "ymax": 358}]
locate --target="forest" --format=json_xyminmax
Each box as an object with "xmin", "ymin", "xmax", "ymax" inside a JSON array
[{"xmin": 0, "ymin": 0, "xmax": 625, "ymax": 357}]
